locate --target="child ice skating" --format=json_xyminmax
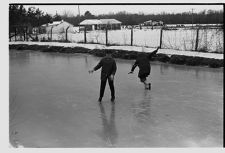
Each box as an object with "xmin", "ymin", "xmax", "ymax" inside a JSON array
[
  {"xmin": 128, "ymin": 47, "xmax": 160, "ymax": 90},
  {"xmin": 89, "ymin": 50, "xmax": 117, "ymax": 103}
]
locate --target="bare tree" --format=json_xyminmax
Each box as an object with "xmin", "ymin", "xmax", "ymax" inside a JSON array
[{"xmin": 62, "ymin": 10, "xmax": 74, "ymax": 18}]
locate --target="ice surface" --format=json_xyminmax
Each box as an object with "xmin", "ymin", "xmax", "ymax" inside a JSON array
[{"xmin": 9, "ymin": 49, "xmax": 223, "ymax": 147}]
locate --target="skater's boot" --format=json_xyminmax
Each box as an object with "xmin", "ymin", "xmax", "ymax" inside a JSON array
[
  {"xmin": 148, "ymin": 83, "xmax": 151, "ymax": 90},
  {"xmin": 111, "ymin": 97, "xmax": 115, "ymax": 103},
  {"xmin": 144, "ymin": 84, "xmax": 149, "ymax": 90},
  {"xmin": 98, "ymin": 97, "xmax": 102, "ymax": 103}
]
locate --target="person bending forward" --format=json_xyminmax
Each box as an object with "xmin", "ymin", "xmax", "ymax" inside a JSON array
[{"xmin": 89, "ymin": 51, "xmax": 117, "ymax": 103}]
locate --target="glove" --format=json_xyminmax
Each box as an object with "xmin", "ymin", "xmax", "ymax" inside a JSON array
[{"xmin": 109, "ymin": 75, "xmax": 114, "ymax": 81}]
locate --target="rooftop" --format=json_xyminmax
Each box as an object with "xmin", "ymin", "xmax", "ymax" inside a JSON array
[
  {"xmin": 41, "ymin": 20, "xmax": 64, "ymax": 27},
  {"xmin": 79, "ymin": 19, "xmax": 122, "ymax": 25},
  {"xmin": 100, "ymin": 19, "xmax": 122, "ymax": 24},
  {"xmin": 79, "ymin": 19, "xmax": 102, "ymax": 25}
]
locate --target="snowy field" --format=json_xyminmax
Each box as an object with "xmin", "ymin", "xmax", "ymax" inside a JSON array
[
  {"xmin": 24, "ymin": 28, "xmax": 224, "ymax": 53},
  {"xmin": 162, "ymin": 28, "xmax": 224, "ymax": 52},
  {"xmin": 11, "ymin": 28, "xmax": 223, "ymax": 53}
]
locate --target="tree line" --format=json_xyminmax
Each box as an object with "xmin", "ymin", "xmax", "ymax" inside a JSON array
[
  {"xmin": 9, "ymin": 5, "xmax": 61, "ymax": 32},
  {"xmin": 9, "ymin": 5, "xmax": 223, "ymax": 32},
  {"xmin": 64, "ymin": 10, "xmax": 223, "ymax": 25}
]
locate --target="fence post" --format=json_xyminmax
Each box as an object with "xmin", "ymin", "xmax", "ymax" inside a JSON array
[
  {"xmin": 51, "ymin": 26, "xmax": 53, "ymax": 41},
  {"xmin": 35, "ymin": 27, "xmax": 38, "ymax": 41},
  {"xmin": 26, "ymin": 26, "xmax": 28, "ymax": 41},
  {"xmin": 159, "ymin": 28, "xmax": 163, "ymax": 48},
  {"xmin": 23, "ymin": 27, "xmax": 26, "ymax": 41},
  {"xmin": 65, "ymin": 26, "xmax": 70, "ymax": 42},
  {"xmin": 84, "ymin": 26, "xmax": 87, "ymax": 43},
  {"xmin": 131, "ymin": 26, "xmax": 133, "ymax": 46},
  {"xmin": 9, "ymin": 30, "xmax": 11, "ymax": 41},
  {"xmin": 14, "ymin": 27, "xmax": 17, "ymax": 41},
  {"xmin": 105, "ymin": 26, "xmax": 108, "ymax": 46},
  {"xmin": 195, "ymin": 28, "xmax": 199, "ymax": 51}
]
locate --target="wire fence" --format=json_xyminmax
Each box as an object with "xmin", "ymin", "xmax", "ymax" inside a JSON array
[
  {"xmin": 162, "ymin": 28, "xmax": 224, "ymax": 53},
  {"xmin": 10, "ymin": 26, "xmax": 224, "ymax": 53}
]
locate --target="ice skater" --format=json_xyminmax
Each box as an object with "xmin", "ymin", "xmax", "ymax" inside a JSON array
[
  {"xmin": 89, "ymin": 51, "xmax": 117, "ymax": 103},
  {"xmin": 128, "ymin": 47, "xmax": 160, "ymax": 90}
]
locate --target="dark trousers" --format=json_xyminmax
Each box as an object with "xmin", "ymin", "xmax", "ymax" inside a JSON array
[{"xmin": 100, "ymin": 78, "xmax": 115, "ymax": 98}]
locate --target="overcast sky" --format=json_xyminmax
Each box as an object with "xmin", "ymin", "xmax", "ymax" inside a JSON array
[{"xmin": 23, "ymin": 5, "xmax": 223, "ymax": 16}]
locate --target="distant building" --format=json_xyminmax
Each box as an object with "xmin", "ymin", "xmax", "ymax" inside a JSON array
[
  {"xmin": 40, "ymin": 20, "xmax": 74, "ymax": 34},
  {"xmin": 99, "ymin": 19, "xmax": 122, "ymax": 30},
  {"xmin": 79, "ymin": 19, "xmax": 102, "ymax": 31},
  {"xmin": 143, "ymin": 20, "xmax": 164, "ymax": 26},
  {"xmin": 143, "ymin": 20, "xmax": 153, "ymax": 26},
  {"xmin": 158, "ymin": 21, "xmax": 164, "ymax": 26},
  {"xmin": 79, "ymin": 19, "xmax": 122, "ymax": 31}
]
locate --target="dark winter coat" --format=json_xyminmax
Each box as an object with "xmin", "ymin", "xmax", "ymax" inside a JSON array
[
  {"xmin": 94, "ymin": 56, "xmax": 117, "ymax": 81},
  {"xmin": 131, "ymin": 49, "xmax": 158, "ymax": 78}
]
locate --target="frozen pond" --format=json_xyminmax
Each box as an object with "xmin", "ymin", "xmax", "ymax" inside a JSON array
[{"xmin": 9, "ymin": 49, "xmax": 223, "ymax": 147}]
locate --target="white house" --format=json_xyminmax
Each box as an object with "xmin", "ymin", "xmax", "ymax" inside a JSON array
[
  {"xmin": 79, "ymin": 19, "xmax": 122, "ymax": 30},
  {"xmin": 79, "ymin": 19, "xmax": 102, "ymax": 31},
  {"xmin": 99, "ymin": 19, "xmax": 122, "ymax": 30}
]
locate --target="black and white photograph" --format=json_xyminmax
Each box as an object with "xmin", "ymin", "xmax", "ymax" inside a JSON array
[{"xmin": 7, "ymin": 1, "xmax": 223, "ymax": 149}]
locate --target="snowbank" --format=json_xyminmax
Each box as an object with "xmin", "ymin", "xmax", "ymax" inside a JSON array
[
  {"xmin": 9, "ymin": 41, "xmax": 223, "ymax": 59},
  {"xmin": 9, "ymin": 42, "xmax": 224, "ymax": 68}
]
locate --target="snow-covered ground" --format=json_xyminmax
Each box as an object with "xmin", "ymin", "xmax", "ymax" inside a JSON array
[
  {"xmin": 9, "ymin": 41, "xmax": 223, "ymax": 59},
  {"xmin": 10, "ymin": 28, "xmax": 223, "ymax": 53},
  {"xmin": 162, "ymin": 28, "xmax": 224, "ymax": 52},
  {"xmin": 165, "ymin": 24, "xmax": 223, "ymax": 27}
]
